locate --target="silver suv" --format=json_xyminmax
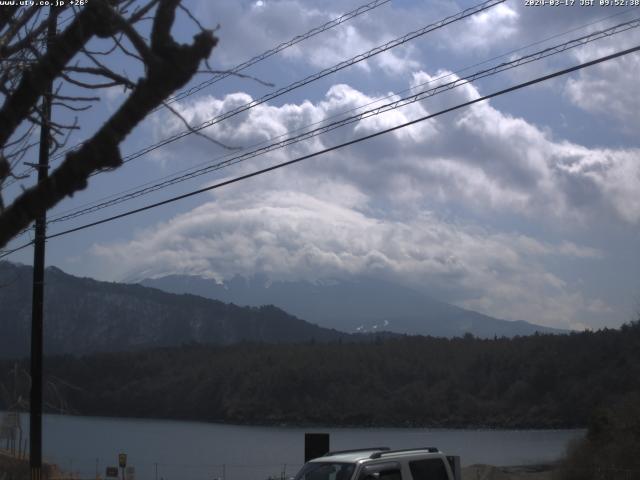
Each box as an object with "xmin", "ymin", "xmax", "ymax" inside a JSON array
[{"xmin": 293, "ymin": 447, "xmax": 460, "ymax": 480}]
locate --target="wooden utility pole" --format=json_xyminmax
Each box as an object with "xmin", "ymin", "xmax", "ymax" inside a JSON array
[{"xmin": 30, "ymin": 7, "xmax": 57, "ymax": 480}]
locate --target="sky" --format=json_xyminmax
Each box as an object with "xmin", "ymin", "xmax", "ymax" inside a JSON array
[{"xmin": 3, "ymin": 0, "xmax": 640, "ymax": 331}]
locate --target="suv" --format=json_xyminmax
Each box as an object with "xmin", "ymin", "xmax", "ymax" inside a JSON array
[{"xmin": 293, "ymin": 447, "xmax": 460, "ymax": 480}]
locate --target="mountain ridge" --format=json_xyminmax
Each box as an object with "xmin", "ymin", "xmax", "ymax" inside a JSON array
[
  {"xmin": 0, "ymin": 262, "xmax": 354, "ymax": 358},
  {"xmin": 141, "ymin": 274, "xmax": 567, "ymax": 338}
]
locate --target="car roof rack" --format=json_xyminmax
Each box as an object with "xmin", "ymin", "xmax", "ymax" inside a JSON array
[
  {"xmin": 324, "ymin": 447, "xmax": 390, "ymax": 457},
  {"xmin": 369, "ymin": 447, "xmax": 439, "ymax": 459}
]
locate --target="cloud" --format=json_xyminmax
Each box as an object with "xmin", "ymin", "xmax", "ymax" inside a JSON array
[
  {"xmin": 150, "ymin": 69, "xmax": 640, "ymax": 226},
  {"xmin": 109, "ymin": 27, "xmax": 639, "ymax": 331},
  {"xmin": 564, "ymin": 35, "xmax": 640, "ymax": 126},
  {"xmin": 555, "ymin": 147, "xmax": 640, "ymax": 224},
  {"xmin": 406, "ymin": 71, "xmax": 640, "ymax": 224},
  {"xmin": 485, "ymin": 3, "xmax": 640, "ymax": 126},
  {"xmin": 91, "ymin": 188, "xmax": 604, "ymax": 329},
  {"xmin": 443, "ymin": 3, "xmax": 519, "ymax": 52},
  {"xmin": 195, "ymin": 0, "xmax": 423, "ymax": 77}
]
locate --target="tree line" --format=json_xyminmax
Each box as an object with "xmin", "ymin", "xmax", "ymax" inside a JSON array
[{"xmin": 1, "ymin": 321, "xmax": 639, "ymax": 428}]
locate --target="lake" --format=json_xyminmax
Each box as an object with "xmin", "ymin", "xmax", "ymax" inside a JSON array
[{"xmin": 8, "ymin": 413, "xmax": 584, "ymax": 480}]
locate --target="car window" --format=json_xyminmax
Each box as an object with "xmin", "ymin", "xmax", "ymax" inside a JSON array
[
  {"xmin": 295, "ymin": 462, "xmax": 356, "ymax": 480},
  {"xmin": 358, "ymin": 463, "xmax": 402, "ymax": 480},
  {"xmin": 377, "ymin": 470, "xmax": 402, "ymax": 480},
  {"xmin": 408, "ymin": 459, "xmax": 449, "ymax": 480}
]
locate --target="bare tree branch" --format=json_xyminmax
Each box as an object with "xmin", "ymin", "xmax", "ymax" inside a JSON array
[
  {"xmin": 52, "ymin": 93, "xmax": 100, "ymax": 102},
  {"xmin": 0, "ymin": 0, "xmax": 217, "ymax": 247},
  {"xmin": 111, "ymin": 32, "xmax": 144, "ymax": 61},
  {"xmin": 51, "ymin": 101, "xmax": 92, "ymax": 112},
  {"xmin": 162, "ymin": 99, "xmax": 239, "ymax": 151},
  {"xmin": 63, "ymin": 66, "xmax": 136, "ymax": 88},
  {"xmin": 0, "ymin": 6, "xmax": 38, "ymax": 56},
  {"xmin": 0, "ymin": 2, "xmax": 114, "ymax": 147},
  {"xmin": 178, "ymin": 3, "xmax": 207, "ymax": 33},
  {"xmin": 60, "ymin": 71, "xmax": 129, "ymax": 90},
  {"xmin": 127, "ymin": 0, "xmax": 160, "ymax": 25},
  {"xmin": 195, "ymin": 68, "xmax": 274, "ymax": 88},
  {"xmin": 0, "ymin": 7, "xmax": 18, "ymax": 33},
  {"xmin": 0, "ymin": 12, "xmax": 48, "ymax": 59},
  {"xmin": 116, "ymin": 14, "xmax": 155, "ymax": 64}
]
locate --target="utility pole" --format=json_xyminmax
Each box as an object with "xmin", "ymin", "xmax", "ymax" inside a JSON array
[{"xmin": 30, "ymin": 7, "xmax": 57, "ymax": 480}]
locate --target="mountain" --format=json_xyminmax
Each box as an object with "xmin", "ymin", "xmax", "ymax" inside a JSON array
[
  {"xmin": 0, "ymin": 262, "xmax": 350, "ymax": 358},
  {"xmin": 141, "ymin": 274, "xmax": 566, "ymax": 338}
]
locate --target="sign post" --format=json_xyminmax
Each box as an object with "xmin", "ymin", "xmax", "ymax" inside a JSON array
[{"xmin": 119, "ymin": 453, "xmax": 127, "ymax": 480}]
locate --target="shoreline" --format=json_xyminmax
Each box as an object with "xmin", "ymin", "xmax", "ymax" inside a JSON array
[
  {"xmin": 462, "ymin": 464, "xmax": 558, "ymax": 480},
  {"xmin": 5, "ymin": 409, "xmax": 588, "ymax": 431},
  {"xmin": 2, "ymin": 449, "xmax": 559, "ymax": 480}
]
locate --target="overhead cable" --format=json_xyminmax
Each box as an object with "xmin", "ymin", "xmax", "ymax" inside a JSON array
[
  {"xmin": 47, "ymin": 0, "xmax": 393, "ymax": 163},
  {"xmin": 3, "ymin": 43, "xmax": 639, "ymax": 259},
  {"xmin": 45, "ymin": 17, "xmax": 640, "ymax": 225},
  {"xmin": 110, "ymin": 0, "xmax": 506, "ymax": 167},
  {"xmin": 9, "ymin": 43, "xmax": 633, "ymax": 252},
  {"xmin": 6, "ymin": 0, "xmax": 392, "ymax": 183},
  {"xmin": 40, "ymin": 0, "xmax": 504, "ymax": 174},
  {"xmin": 42, "ymin": 6, "xmax": 640, "ymax": 224},
  {"xmin": 160, "ymin": 0, "xmax": 392, "ymax": 108}
]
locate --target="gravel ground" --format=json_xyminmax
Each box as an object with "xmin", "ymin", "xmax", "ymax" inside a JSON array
[{"xmin": 462, "ymin": 464, "xmax": 557, "ymax": 480}]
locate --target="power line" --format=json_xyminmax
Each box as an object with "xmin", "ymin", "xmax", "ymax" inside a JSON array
[
  {"xmin": 41, "ymin": 6, "xmax": 640, "ymax": 224},
  {"xmin": 0, "ymin": 241, "xmax": 35, "ymax": 259},
  {"xmin": 2, "ymin": 43, "xmax": 638, "ymax": 259},
  {"xmin": 45, "ymin": 0, "xmax": 392, "ymax": 164},
  {"xmin": 4, "ymin": 0, "xmax": 392, "ymax": 185},
  {"xmin": 43, "ymin": 17, "xmax": 640, "ymax": 226},
  {"xmin": 0, "ymin": 43, "xmax": 627, "ymax": 251},
  {"xmin": 33, "ymin": 0, "xmax": 503, "ymax": 180},
  {"xmin": 159, "ymin": 0, "xmax": 392, "ymax": 108},
  {"xmin": 109, "ymin": 0, "xmax": 506, "ymax": 167},
  {"xmin": 5, "ymin": 8, "xmax": 639, "ymax": 244},
  {"xmin": 9, "ymin": 1, "xmax": 631, "ymax": 193}
]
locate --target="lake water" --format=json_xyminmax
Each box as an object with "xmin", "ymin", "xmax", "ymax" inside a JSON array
[{"xmin": 7, "ymin": 413, "xmax": 584, "ymax": 480}]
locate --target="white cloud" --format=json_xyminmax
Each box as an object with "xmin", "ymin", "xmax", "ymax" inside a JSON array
[
  {"xmin": 555, "ymin": 147, "xmax": 640, "ymax": 224},
  {"xmin": 152, "ymin": 69, "xmax": 640, "ymax": 225},
  {"xmin": 92, "ymin": 188, "xmax": 604, "ymax": 329},
  {"xmin": 564, "ymin": 39, "xmax": 640, "ymax": 125},
  {"xmin": 30, "ymin": 0, "xmax": 637, "ymax": 337},
  {"xmin": 196, "ymin": 0, "xmax": 423, "ymax": 76},
  {"xmin": 112, "ymin": 38, "xmax": 639, "ymax": 331},
  {"xmin": 282, "ymin": 24, "xmax": 375, "ymax": 71},
  {"xmin": 442, "ymin": 3, "xmax": 519, "ymax": 52},
  {"xmin": 101, "ymin": 85, "xmax": 128, "ymax": 112}
]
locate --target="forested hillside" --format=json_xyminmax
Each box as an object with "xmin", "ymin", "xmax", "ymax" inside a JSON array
[
  {"xmin": 0, "ymin": 262, "xmax": 350, "ymax": 357},
  {"xmin": 2, "ymin": 322, "xmax": 638, "ymax": 428}
]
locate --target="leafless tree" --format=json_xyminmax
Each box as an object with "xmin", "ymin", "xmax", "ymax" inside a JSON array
[{"xmin": 0, "ymin": 0, "xmax": 218, "ymax": 248}]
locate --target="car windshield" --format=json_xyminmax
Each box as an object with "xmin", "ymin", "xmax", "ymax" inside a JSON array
[{"xmin": 294, "ymin": 462, "xmax": 356, "ymax": 480}]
